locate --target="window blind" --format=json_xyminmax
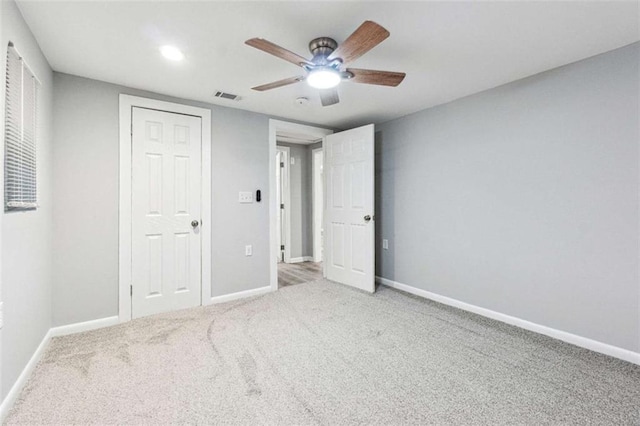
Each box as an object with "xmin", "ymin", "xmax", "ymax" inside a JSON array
[{"xmin": 4, "ymin": 43, "xmax": 38, "ymax": 211}]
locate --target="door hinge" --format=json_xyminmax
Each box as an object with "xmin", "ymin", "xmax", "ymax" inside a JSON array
[
  {"xmin": 280, "ymin": 245, "xmax": 285, "ymax": 250},
  {"xmin": 280, "ymin": 162, "xmax": 285, "ymax": 168},
  {"xmin": 130, "ymin": 285, "xmax": 133, "ymax": 296},
  {"xmin": 280, "ymin": 203, "xmax": 285, "ymax": 209}
]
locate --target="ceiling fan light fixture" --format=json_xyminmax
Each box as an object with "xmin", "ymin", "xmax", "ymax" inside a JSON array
[{"xmin": 307, "ymin": 67, "xmax": 341, "ymax": 89}]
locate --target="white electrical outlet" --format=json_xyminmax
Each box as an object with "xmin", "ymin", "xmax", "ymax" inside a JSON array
[
  {"xmin": 245, "ymin": 245, "xmax": 252, "ymax": 256},
  {"xmin": 239, "ymin": 191, "xmax": 253, "ymax": 203},
  {"xmin": 382, "ymin": 239, "xmax": 389, "ymax": 250}
]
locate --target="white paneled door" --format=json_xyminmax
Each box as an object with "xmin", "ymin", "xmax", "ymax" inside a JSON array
[
  {"xmin": 131, "ymin": 107, "xmax": 202, "ymax": 318},
  {"xmin": 324, "ymin": 124, "xmax": 375, "ymax": 293}
]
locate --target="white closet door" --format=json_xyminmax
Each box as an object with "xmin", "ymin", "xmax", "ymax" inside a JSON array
[
  {"xmin": 324, "ymin": 124, "xmax": 375, "ymax": 293},
  {"xmin": 131, "ymin": 107, "xmax": 202, "ymax": 318}
]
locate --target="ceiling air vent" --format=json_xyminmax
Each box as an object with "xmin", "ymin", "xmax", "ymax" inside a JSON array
[{"xmin": 214, "ymin": 91, "xmax": 241, "ymax": 101}]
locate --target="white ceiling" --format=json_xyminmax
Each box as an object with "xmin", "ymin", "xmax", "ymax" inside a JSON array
[{"xmin": 17, "ymin": 1, "xmax": 639, "ymax": 129}]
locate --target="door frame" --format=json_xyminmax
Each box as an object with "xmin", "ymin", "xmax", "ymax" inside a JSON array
[
  {"xmin": 276, "ymin": 146, "xmax": 291, "ymax": 263},
  {"xmin": 118, "ymin": 94, "xmax": 212, "ymax": 323},
  {"xmin": 268, "ymin": 119, "xmax": 333, "ymax": 291},
  {"xmin": 311, "ymin": 147, "xmax": 323, "ymax": 263}
]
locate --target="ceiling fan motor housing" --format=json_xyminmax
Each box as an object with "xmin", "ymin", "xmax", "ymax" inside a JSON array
[{"xmin": 308, "ymin": 37, "xmax": 339, "ymax": 66}]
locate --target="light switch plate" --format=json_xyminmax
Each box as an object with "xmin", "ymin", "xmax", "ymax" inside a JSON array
[
  {"xmin": 245, "ymin": 245, "xmax": 252, "ymax": 256},
  {"xmin": 239, "ymin": 191, "xmax": 253, "ymax": 203},
  {"xmin": 382, "ymin": 239, "xmax": 389, "ymax": 250},
  {"xmin": 290, "ymin": 157, "xmax": 295, "ymax": 165}
]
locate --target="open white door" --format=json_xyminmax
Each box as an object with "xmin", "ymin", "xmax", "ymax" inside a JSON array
[{"xmin": 324, "ymin": 124, "xmax": 375, "ymax": 293}]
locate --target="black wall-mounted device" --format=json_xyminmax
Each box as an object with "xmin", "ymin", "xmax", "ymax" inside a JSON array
[{"xmin": 256, "ymin": 190, "xmax": 261, "ymax": 202}]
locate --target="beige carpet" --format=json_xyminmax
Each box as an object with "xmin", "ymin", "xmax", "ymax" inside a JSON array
[{"xmin": 6, "ymin": 279, "xmax": 640, "ymax": 425}]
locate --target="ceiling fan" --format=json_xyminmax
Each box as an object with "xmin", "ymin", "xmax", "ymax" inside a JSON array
[{"xmin": 245, "ymin": 21, "xmax": 406, "ymax": 107}]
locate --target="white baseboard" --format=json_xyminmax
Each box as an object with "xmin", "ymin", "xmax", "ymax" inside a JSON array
[
  {"xmin": 50, "ymin": 316, "xmax": 120, "ymax": 337},
  {"xmin": 376, "ymin": 276, "xmax": 640, "ymax": 366},
  {"xmin": 0, "ymin": 329, "xmax": 52, "ymax": 422},
  {"xmin": 209, "ymin": 286, "xmax": 273, "ymax": 304},
  {"xmin": 0, "ymin": 315, "xmax": 121, "ymax": 421},
  {"xmin": 288, "ymin": 256, "xmax": 314, "ymax": 264}
]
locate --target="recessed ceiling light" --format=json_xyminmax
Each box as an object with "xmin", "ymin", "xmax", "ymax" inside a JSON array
[
  {"xmin": 307, "ymin": 67, "xmax": 341, "ymax": 89},
  {"xmin": 160, "ymin": 45, "xmax": 184, "ymax": 61}
]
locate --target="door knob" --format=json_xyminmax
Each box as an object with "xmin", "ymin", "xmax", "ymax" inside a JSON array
[
  {"xmin": 364, "ymin": 215, "xmax": 371, "ymax": 222},
  {"xmin": 191, "ymin": 220, "xmax": 199, "ymax": 228}
]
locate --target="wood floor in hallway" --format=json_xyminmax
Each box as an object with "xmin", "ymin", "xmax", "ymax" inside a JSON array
[{"xmin": 278, "ymin": 261, "xmax": 322, "ymax": 287}]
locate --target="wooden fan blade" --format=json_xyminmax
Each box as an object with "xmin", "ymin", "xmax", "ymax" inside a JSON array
[
  {"xmin": 252, "ymin": 76, "xmax": 304, "ymax": 91},
  {"xmin": 245, "ymin": 38, "xmax": 312, "ymax": 68},
  {"xmin": 319, "ymin": 88, "xmax": 339, "ymax": 106},
  {"xmin": 329, "ymin": 21, "xmax": 390, "ymax": 64},
  {"xmin": 346, "ymin": 68, "xmax": 406, "ymax": 87}
]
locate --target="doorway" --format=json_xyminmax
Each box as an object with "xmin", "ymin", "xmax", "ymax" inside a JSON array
[
  {"xmin": 276, "ymin": 135, "xmax": 322, "ymax": 287},
  {"xmin": 268, "ymin": 119, "xmax": 376, "ymax": 294},
  {"xmin": 268, "ymin": 120, "xmax": 333, "ymax": 290}
]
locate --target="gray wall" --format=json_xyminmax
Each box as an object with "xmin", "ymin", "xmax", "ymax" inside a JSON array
[
  {"xmin": 0, "ymin": 0, "xmax": 53, "ymax": 399},
  {"xmin": 52, "ymin": 73, "xmax": 323, "ymax": 326},
  {"xmin": 375, "ymin": 42, "xmax": 639, "ymax": 352}
]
